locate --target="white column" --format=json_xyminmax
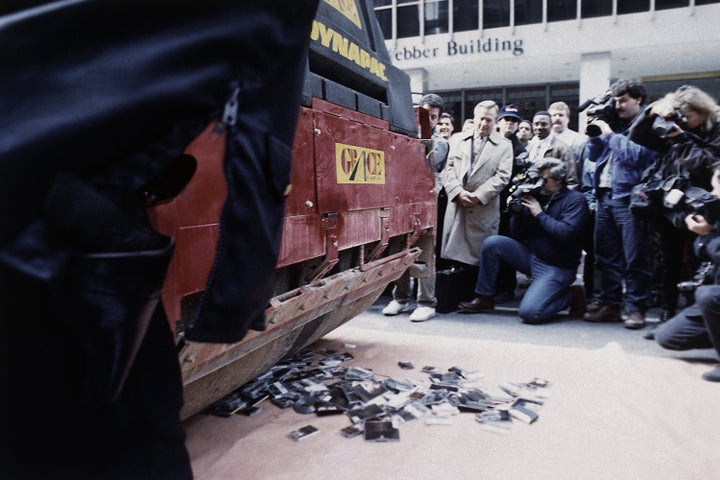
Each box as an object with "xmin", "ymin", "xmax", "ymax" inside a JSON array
[
  {"xmin": 405, "ymin": 68, "xmax": 429, "ymax": 103},
  {"xmin": 578, "ymin": 51, "xmax": 611, "ymax": 133}
]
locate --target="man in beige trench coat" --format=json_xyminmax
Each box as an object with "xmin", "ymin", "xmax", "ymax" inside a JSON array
[{"xmin": 441, "ymin": 100, "xmax": 513, "ymax": 266}]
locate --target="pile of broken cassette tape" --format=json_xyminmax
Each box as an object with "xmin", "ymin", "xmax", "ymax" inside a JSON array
[{"xmin": 206, "ymin": 346, "xmax": 551, "ymax": 442}]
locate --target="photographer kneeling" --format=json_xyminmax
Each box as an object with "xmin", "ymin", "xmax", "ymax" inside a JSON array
[
  {"xmin": 459, "ymin": 158, "xmax": 589, "ymax": 324},
  {"xmin": 655, "ymin": 163, "xmax": 720, "ymax": 382}
]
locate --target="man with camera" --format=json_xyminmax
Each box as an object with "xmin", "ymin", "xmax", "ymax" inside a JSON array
[
  {"xmin": 582, "ymin": 78, "xmax": 659, "ymax": 329},
  {"xmin": 655, "ymin": 164, "xmax": 720, "ymax": 382},
  {"xmin": 459, "ymin": 158, "xmax": 588, "ymax": 324}
]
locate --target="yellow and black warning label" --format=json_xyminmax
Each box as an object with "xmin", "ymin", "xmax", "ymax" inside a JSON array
[
  {"xmin": 324, "ymin": 0, "xmax": 362, "ymax": 29},
  {"xmin": 335, "ymin": 143, "xmax": 385, "ymax": 184}
]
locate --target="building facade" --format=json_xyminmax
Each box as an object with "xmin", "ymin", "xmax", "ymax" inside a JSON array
[{"xmin": 374, "ymin": 0, "xmax": 720, "ymax": 131}]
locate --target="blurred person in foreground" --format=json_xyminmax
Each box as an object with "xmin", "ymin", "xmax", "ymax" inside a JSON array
[{"xmin": 0, "ymin": 1, "xmax": 319, "ymax": 478}]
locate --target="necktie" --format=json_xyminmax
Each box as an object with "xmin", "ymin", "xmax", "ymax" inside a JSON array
[{"xmin": 464, "ymin": 136, "xmax": 487, "ymax": 184}]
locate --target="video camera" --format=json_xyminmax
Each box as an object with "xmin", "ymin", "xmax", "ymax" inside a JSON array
[
  {"xmin": 663, "ymin": 179, "xmax": 720, "ymax": 225},
  {"xmin": 507, "ymin": 169, "xmax": 546, "ymax": 213},
  {"xmin": 578, "ymin": 90, "xmax": 620, "ymax": 136},
  {"xmin": 631, "ymin": 177, "xmax": 720, "ymax": 226},
  {"xmin": 651, "ymin": 108, "xmax": 687, "ymax": 139}
]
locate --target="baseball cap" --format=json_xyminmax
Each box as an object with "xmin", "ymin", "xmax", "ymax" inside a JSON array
[{"xmin": 498, "ymin": 104, "xmax": 523, "ymax": 121}]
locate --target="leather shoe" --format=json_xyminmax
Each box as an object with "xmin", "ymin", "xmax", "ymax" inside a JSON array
[
  {"xmin": 624, "ymin": 310, "xmax": 646, "ymax": 329},
  {"xmin": 583, "ymin": 304, "xmax": 622, "ymax": 323},
  {"xmin": 702, "ymin": 365, "xmax": 720, "ymax": 382},
  {"xmin": 586, "ymin": 299, "xmax": 603, "ymax": 313},
  {"xmin": 459, "ymin": 295, "xmax": 494, "ymax": 313},
  {"xmin": 568, "ymin": 285, "xmax": 586, "ymax": 318}
]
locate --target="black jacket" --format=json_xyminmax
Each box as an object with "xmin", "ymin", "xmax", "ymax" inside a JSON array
[
  {"xmin": 0, "ymin": 0, "xmax": 319, "ymax": 343},
  {"xmin": 631, "ymin": 110, "xmax": 720, "ymax": 192},
  {"xmin": 510, "ymin": 186, "xmax": 589, "ymax": 270}
]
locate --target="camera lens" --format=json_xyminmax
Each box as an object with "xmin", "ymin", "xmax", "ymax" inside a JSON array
[{"xmin": 585, "ymin": 124, "xmax": 602, "ymax": 137}]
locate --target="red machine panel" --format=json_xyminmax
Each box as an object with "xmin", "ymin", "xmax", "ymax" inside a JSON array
[
  {"xmin": 314, "ymin": 113, "xmax": 433, "ymax": 212},
  {"xmin": 312, "ymin": 101, "xmax": 435, "ymax": 251},
  {"xmin": 283, "ymin": 107, "xmax": 317, "ymax": 216}
]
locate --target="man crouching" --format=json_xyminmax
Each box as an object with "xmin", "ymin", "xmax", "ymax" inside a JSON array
[{"xmin": 459, "ymin": 158, "xmax": 589, "ymax": 324}]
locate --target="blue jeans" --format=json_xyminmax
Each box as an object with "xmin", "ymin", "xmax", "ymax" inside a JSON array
[
  {"xmin": 474, "ymin": 235, "xmax": 576, "ymax": 324},
  {"xmin": 696, "ymin": 285, "xmax": 720, "ymax": 358},
  {"xmin": 594, "ymin": 192, "xmax": 652, "ymax": 312},
  {"xmin": 655, "ymin": 303, "xmax": 711, "ymax": 350}
]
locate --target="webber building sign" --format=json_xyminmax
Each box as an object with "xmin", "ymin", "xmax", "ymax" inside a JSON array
[{"xmin": 392, "ymin": 37, "xmax": 524, "ymax": 62}]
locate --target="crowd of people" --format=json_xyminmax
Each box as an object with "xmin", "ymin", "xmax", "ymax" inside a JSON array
[{"xmin": 383, "ymin": 79, "xmax": 720, "ymax": 383}]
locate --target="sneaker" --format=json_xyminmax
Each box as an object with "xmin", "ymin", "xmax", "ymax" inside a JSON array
[
  {"xmin": 382, "ymin": 300, "xmax": 411, "ymax": 316},
  {"xmin": 409, "ymin": 306, "xmax": 436, "ymax": 322}
]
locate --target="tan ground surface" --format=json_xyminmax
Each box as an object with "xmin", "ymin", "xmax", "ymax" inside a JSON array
[{"xmin": 185, "ymin": 321, "xmax": 719, "ymax": 480}]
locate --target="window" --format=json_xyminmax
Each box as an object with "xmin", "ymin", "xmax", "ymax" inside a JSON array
[
  {"xmin": 454, "ymin": 0, "xmax": 479, "ymax": 31},
  {"xmin": 547, "ymin": 0, "xmax": 576, "ymax": 22},
  {"xmin": 397, "ymin": 1, "xmax": 420, "ymax": 38},
  {"xmin": 696, "ymin": 0, "xmax": 720, "ymax": 5},
  {"xmin": 515, "ymin": 0, "xmax": 542, "ymax": 25},
  {"xmin": 465, "ymin": 89, "xmax": 504, "ymax": 119},
  {"xmin": 436, "ymin": 91, "xmax": 463, "ymax": 127},
  {"xmin": 582, "ymin": 0, "xmax": 612, "ymax": 18},
  {"xmin": 374, "ymin": 7, "xmax": 393, "ymax": 39},
  {"xmin": 617, "ymin": 0, "xmax": 649, "ymax": 14},
  {"xmin": 483, "ymin": 0, "xmax": 510, "ymax": 29},
  {"xmin": 550, "ymin": 83, "xmax": 580, "ymax": 131},
  {"xmin": 655, "ymin": 0, "xmax": 689, "ymax": 9},
  {"xmin": 507, "ymin": 85, "xmax": 548, "ymax": 122},
  {"xmin": 425, "ymin": 0, "xmax": 449, "ymax": 34},
  {"xmin": 644, "ymin": 77, "xmax": 720, "ymax": 106}
]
